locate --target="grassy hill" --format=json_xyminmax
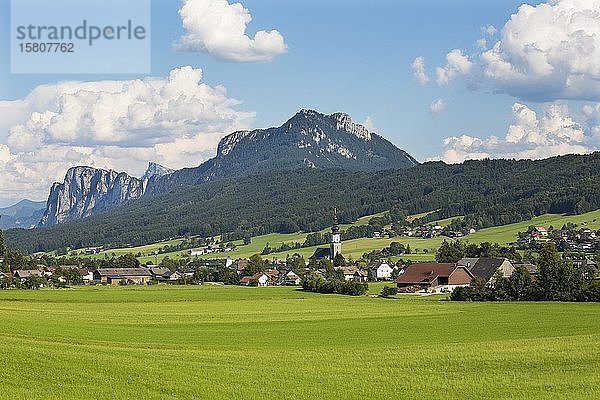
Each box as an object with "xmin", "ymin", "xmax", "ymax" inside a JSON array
[
  {"xmin": 71, "ymin": 209, "xmax": 600, "ymax": 264},
  {"xmin": 0, "ymin": 285, "xmax": 598, "ymax": 399}
]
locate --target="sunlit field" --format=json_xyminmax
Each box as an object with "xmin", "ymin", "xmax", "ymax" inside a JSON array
[{"xmin": 0, "ymin": 285, "xmax": 598, "ymax": 399}]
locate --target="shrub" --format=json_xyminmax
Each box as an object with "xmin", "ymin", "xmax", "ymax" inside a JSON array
[{"xmin": 380, "ymin": 286, "xmax": 398, "ymax": 298}]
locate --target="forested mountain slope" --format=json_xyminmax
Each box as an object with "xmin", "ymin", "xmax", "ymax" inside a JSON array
[{"xmin": 5, "ymin": 153, "xmax": 600, "ymax": 253}]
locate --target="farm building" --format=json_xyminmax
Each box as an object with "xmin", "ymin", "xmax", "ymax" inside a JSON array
[
  {"xmin": 395, "ymin": 263, "xmax": 473, "ymax": 292},
  {"xmin": 284, "ymin": 270, "xmax": 302, "ymax": 286},
  {"xmin": 336, "ymin": 266, "xmax": 369, "ymax": 282},
  {"xmin": 368, "ymin": 261, "xmax": 394, "ymax": 280},
  {"xmin": 93, "ymin": 268, "xmax": 152, "ymax": 284},
  {"xmin": 240, "ymin": 273, "xmax": 271, "ymax": 287},
  {"xmin": 13, "ymin": 270, "xmax": 43, "ymax": 280},
  {"xmin": 458, "ymin": 258, "xmax": 515, "ymax": 284}
]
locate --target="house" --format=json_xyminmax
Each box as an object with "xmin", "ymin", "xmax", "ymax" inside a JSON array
[
  {"xmin": 78, "ymin": 268, "xmax": 94, "ymax": 282},
  {"xmin": 189, "ymin": 250, "xmax": 203, "ymax": 257},
  {"xmin": 240, "ymin": 272, "xmax": 270, "ymax": 287},
  {"xmin": 571, "ymin": 258, "xmax": 599, "ymax": 278},
  {"xmin": 162, "ymin": 270, "xmax": 183, "ymax": 281},
  {"xmin": 368, "ymin": 261, "xmax": 394, "ymax": 280},
  {"xmin": 395, "ymin": 263, "xmax": 474, "ymax": 293},
  {"xmin": 530, "ymin": 226, "xmax": 550, "ymax": 241},
  {"xmin": 150, "ymin": 267, "xmax": 171, "ymax": 277},
  {"xmin": 14, "ymin": 270, "xmax": 43, "ymax": 280},
  {"xmin": 284, "ymin": 270, "xmax": 302, "ymax": 286},
  {"xmin": 236, "ymin": 259, "xmax": 249, "ymax": 274},
  {"xmin": 352, "ymin": 269, "xmax": 369, "ymax": 282},
  {"xmin": 0, "ymin": 271, "xmax": 13, "ymax": 279},
  {"xmin": 458, "ymin": 258, "xmax": 515, "ymax": 284},
  {"xmin": 336, "ymin": 266, "xmax": 368, "ymax": 282},
  {"xmin": 511, "ymin": 261, "xmax": 538, "ymax": 278},
  {"xmin": 93, "ymin": 268, "xmax": 151, "ymax": 284}
]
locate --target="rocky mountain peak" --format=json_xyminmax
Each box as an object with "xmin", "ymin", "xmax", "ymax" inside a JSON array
[
  {"xmin": 39, "ymin": 166, "xmax": 145, "ymax": 226},
  {"xmin": 141, "ymin": 162, "xmax": 174, "ymax": 181}
]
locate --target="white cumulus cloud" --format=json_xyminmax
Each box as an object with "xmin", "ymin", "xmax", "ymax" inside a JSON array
[
  {"xmin": 411, "ymin": 56, "xmax": 429, "ymax": 85},
  {"xmin": 429, "ymin": 99, "xmax": 447, "ymax": 116},
  {"xmin": 174, "ymin": 0, "xmax": 287, "ymax": 62},
  {"xmin": 431, "ymin": 0, "xmax": 600, "ymax": 102},
  {"xmin": 435, "ymin": 49, "xmax": 473, "ymax": 86},
  {"xmin": 438, "ymin": 102, "xmax": 599, "ymax": 163},
  {"xmin": 0, "ymin": 66, "xmax": 254, "ymax": 204}
]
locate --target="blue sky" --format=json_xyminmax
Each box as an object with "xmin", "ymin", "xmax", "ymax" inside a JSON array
[{"xmin": 0, "ymin": 0, "xmax": 599, "ymax": 206}]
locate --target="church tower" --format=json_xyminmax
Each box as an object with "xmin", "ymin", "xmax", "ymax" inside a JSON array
[{"xmin": 330, "ymin": 208, "xmax": 342, "ymax": 259}]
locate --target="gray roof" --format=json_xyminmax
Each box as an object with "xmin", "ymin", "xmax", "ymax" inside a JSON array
[
  {"xmin": 150, "ymin": 267, "xmax": 170, "ymax": 276},
  {"xmin": 312, "ymin": 247, "xmax": 330, "ymax": 260},
  {"xmin": 468, "ymin": 258, "xmax": 509, "ymax": 281},
  {"xmin": 95, "ymin": 268, "xmax": 151, "ymax": 277},
  {"xmin": 457, "ymin": 258, "xmax": 479, "ymax": 268},
  {"xmin": 512, "ymin": 262, "xmax": 538, "ymax": 274},
  {"xmin": 15, "ymin": 270, "xmax": 42, "ymax": 278}
]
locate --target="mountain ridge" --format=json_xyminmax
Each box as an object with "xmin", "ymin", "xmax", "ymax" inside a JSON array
[
  {"xmin": 0, "ymin": 200, "xmax": 46, "ymax": 230},
  {"xmin": 39, "ymin": 109, "xmax": 418, "ymax": 226}
]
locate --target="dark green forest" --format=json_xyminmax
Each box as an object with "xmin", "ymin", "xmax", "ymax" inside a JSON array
[{"xmin": 5, "ymin": 152, "xmax": 600, "ymax": 253}]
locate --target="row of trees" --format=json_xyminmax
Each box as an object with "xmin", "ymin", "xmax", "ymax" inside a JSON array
[
  {"xmin": 436, "ymin": 240, "xmax": 522, "ymax": 263},
  {"xmin": 301, "ymin": 272, "xmax": 368, "ymax": 296},
  {"xmin": 452, "ymin": 243, "xmax": 600, "ymax": 302}
]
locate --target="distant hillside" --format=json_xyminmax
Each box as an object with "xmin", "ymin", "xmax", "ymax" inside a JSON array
[
  {"xmin": 5, "ymin": 153, "xmax": 600, "ymax": 253},
  {"xmin": 0, "ymin": 200, "xmax": 46, "ymax": 230}
]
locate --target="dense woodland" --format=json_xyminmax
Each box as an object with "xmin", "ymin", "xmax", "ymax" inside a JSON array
[{"xmin": 5, "ymin": 152, "xmax": 600, "ymax": 253}]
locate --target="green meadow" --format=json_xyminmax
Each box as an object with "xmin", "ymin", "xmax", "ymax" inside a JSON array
[
  {"xmin": 64, "ymin": 209, "xmax": 600, "ymax": 263},
  {"xmin": 0, "ymin": 285, "xmax": 598, "ymax": 399}
]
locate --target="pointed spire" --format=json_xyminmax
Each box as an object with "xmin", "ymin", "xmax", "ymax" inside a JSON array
[{"xmin": 332, "ymin": 207, "xmax": 340, "ymax": 234}]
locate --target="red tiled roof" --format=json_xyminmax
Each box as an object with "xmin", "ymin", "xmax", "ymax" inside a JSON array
[{"xmin": 395, "ymin": 263, "xmax": 462, "ymax": 284}]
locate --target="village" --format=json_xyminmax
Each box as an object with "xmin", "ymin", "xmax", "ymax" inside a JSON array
[
  {"xmin": 515, "ymin": 225, "xmax": 600, "ymax": 253},
  {"xmin": 2, "ymin": 212, "xmax": 598, "ymax": 295}
]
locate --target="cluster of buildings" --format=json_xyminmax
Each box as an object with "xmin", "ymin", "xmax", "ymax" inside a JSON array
[
  {"xmin": 188, "ymin": 244, "xmax": 234, "ymax": 257},
  {"xmin": 394, "ymin": 224, "xmax": 476, "ymax": 240},
  {"xmin": 516, "ymin": 226, "xmax": 599, "ymax": 252},
  {"xmin": 394, "ymin": 256, "xmax": 599, "ymax": 294}
]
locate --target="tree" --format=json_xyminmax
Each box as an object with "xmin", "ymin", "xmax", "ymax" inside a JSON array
[
  {"xmin": 261, "ymin": 242, "xmax": 272, "ymax": 255},
  {"xmin": 0, "ymin": 229, "xmax": 5, "ymax": 257},
  {"xmin": 536, "ymin": 242, "xmax": 566, "ymax": 300},
  {"xmin": 380, "ymin": 285, "xmax": 397, "ymax": 298},
  {"xmin": 508, "ymin": 266, "xmax": 532, "ymax": 301},
  {"xmin": 287, "ymin": 253, "xmax": 306, "ymax": 273},
  {"xmin": 115, "ymin": 253, "xmax": 140, "ymax": 269},
  {"xmin": 333, "ymin": 253, "xmax": 346, "ymax": 267},
  {"xmin": 436, "ymin": 240, "xmax": 465, "ymax": 263},
  {"xmin": 159, "ymin": 256, "xmax": 180, "ymax": 271},
  {"xmin": 470, "ymin": 277, "xmax": 492, "ymax": 301},
  {"xmin": 246, "ymin": 254, "xmax": 266, "ymax": 274}
]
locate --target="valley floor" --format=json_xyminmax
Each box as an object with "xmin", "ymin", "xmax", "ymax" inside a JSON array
[{"xmin": 0, "ymin": 285, "xmax": 598, "ymax": 399}]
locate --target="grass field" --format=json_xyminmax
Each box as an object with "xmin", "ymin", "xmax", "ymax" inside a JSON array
[
  {"xmin": 66, "ymin": 209, "xmax": 600, "ymax": 264},
  {"xmin": 0, "ymin": 285, "xmax": 598, "ymax": 399}
]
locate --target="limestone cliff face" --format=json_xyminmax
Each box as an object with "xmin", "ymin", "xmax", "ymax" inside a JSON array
[{"xmin": 39, "ymin": 163, "xmax": 172, "ymax": 226}]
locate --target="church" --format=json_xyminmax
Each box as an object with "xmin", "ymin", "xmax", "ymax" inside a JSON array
[{"xmin": 311, "ymin": 209, "xmax": 342, "ymax": 260}]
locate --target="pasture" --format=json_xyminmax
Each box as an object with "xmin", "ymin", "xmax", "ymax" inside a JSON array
[{"xmin": 0, "ymin": 285, "xmax": 598, "ymax": 399}]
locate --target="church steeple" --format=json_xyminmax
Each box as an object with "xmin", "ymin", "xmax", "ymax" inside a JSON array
[
  {"xmin": 330, "ymin": 208, "xmax": 342, "ymax": 259},
  {"xmin": 332, "ymin": 207, "xmax": 340, "ymax": 234}
]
